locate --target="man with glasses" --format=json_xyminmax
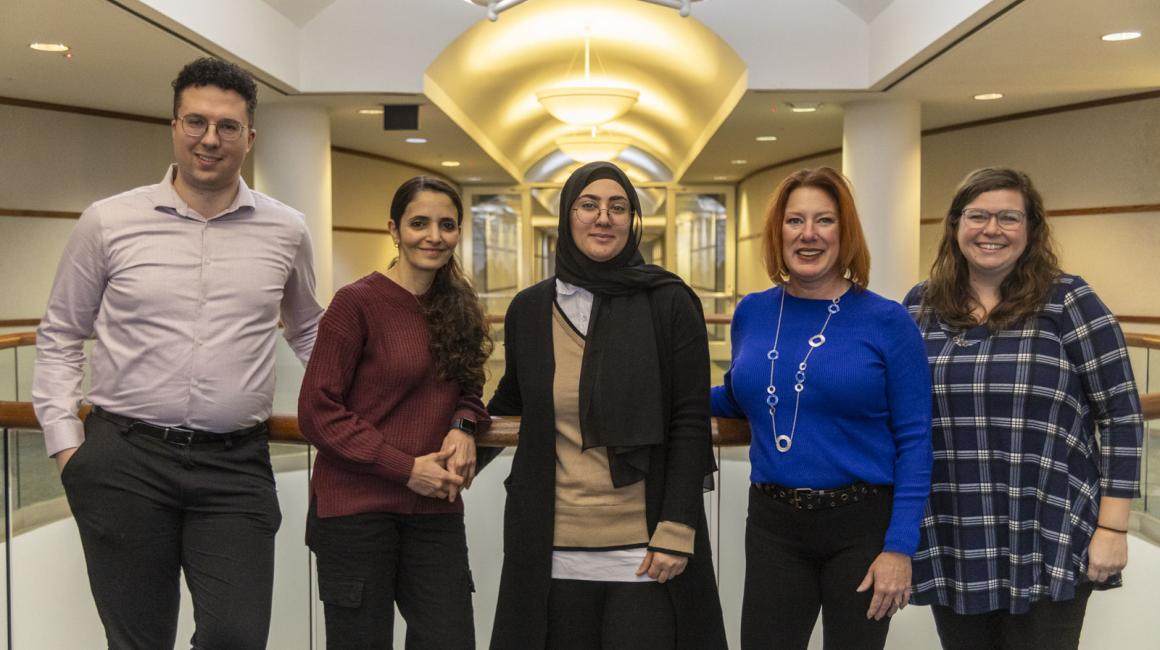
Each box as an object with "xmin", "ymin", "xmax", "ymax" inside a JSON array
[{"xmin": 33, "ymin": 57, "xmax": 323, "ymax": 649}]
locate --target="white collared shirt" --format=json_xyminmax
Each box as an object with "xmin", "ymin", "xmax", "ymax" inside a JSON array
[{"xmin": 554, "ymin": 278, "xmax": 593, "ymax": 335}]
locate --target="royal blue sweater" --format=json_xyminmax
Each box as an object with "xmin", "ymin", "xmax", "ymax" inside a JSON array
[{"xmin": 711, "ymin": 285, "xmax": 933, "ymax": 555}]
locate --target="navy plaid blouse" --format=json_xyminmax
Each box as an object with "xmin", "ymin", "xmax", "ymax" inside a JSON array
[{"xmin": 903, "ymin": 275, "xmax": 1143, "ymax": 615}]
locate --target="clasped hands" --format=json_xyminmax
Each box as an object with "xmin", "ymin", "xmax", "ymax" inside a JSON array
[{"xmin": 405, "ymin": 428, "xmax": 476, "ymax": 502}]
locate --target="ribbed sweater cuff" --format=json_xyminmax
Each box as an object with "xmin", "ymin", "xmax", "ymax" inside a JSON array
[{"xmin": 375, "ymin": 445, "xmax": 415, "ymax": 484}]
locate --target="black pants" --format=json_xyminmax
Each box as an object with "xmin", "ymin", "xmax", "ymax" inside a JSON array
[
  {"xmin": 930, "ymin": 583, "xmax": 1093, "ymax": 650},
  {"xmin": 61, "ymin": 411, "xmax": 281, "ymax": 650},
  {"xmin": 306, "ymin": 505, "xmax": 475, "ymax": 649},
  {"xmin": 742, "ymin": 484, "xmax": 894, "ymax": 650},
  {"xmin": 545, "ymin": 578, "xmax": 676, "ymax": 650}
]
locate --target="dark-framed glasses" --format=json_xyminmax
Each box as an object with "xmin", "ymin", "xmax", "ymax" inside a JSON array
[
  {"xmin": 176, "ymin": 114, "xmax": 248, "ymax": 141},
  {"xmin": 572, "ymin": 200, "xmax": 632, "ymax": 225},
  {"xmin": 960, "ymin": 208, "xmax": 1026, "ymax": 230}
]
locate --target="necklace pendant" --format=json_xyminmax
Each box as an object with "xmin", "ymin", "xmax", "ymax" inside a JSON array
[
  {"xmin": 775, "ymin": 434, "xmax": 793, "ymax": 453},
  {"xmin": 953, "ymin": 334, "xmax": 979, "ymax": 348}
]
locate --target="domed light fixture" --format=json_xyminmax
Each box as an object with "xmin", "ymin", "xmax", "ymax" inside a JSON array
[
  {"xmin": 556, "ymin": 133, "xmax": 633, "ymax": 163},
  {"xmin": 536, "ymin": 31, "xmax": 639, "ymax": 127}
]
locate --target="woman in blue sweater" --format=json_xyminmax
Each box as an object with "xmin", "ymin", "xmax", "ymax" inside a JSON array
[{"xmin": 712, "ymin": 167, "xmax": 932, "ymax": 649}]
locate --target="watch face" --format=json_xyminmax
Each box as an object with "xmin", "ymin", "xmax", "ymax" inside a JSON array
[{"xmin": 454, "ymin": 418, "xmax": 477, "ymax": 434}]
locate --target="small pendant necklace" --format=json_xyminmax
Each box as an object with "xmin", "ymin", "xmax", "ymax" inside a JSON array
[{"xmin": 766, "ymin": 287, "xmax": 842, "ymax": 453}]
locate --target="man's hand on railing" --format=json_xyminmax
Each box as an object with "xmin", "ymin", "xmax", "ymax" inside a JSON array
[{"xmin": 53, "ymin": 447, "xmax": 78, "ymax": 474}]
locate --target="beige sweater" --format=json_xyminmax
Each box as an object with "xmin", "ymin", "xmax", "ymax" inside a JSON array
[{"xmin": 551, "ymin": 306, "xmax": 694, "ymax": 554}]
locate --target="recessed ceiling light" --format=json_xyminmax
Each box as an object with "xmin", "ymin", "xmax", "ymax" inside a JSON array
[
  {"xmin": 1101, "ymin": 31, "xmax": 1141, "ymax": 42},
  {"xmin": 731, "ymin": 159, "xmax": 748, "ymax": 165},
  {"xmin": 441, "ymin": 161, "xmax": 461, "ymax": 168},
  {"xmin": 973, "ymin": 92, "xmax": 1004, "ymax": 101},
  {"xmin": 358, "ymin": 108, "xmax": 384, "ymax": 115},
  {"xmin": 29, "ymin": 42, "xmax": 69, "ymax": 53},
  {"xmin": 755, "ymin": 135, "xmax": 778, "ymax": 142},
  {"xmin": 789, "ymin": 102, "xmax": 819, "ymax": 113},
  {"xmin": 404, "ymin": 137, "xmax": 427, "ymax": 144},
  {"xmin": 713, "ymin": 176, "xmax": 729, "ymax": 181},
  {"xmin": 465, "ymin": 176, "xmax": 482, "ymax": 182}
]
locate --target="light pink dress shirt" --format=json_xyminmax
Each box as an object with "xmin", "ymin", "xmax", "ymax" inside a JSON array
[{"xmin": 33, "ymin": 166, "xmax": 324, "ymax": 456}]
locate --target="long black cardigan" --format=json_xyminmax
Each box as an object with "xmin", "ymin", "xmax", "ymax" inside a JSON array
[{"xmin": 482, "ymin": 278, "xmax": 728, "ymax": 649}]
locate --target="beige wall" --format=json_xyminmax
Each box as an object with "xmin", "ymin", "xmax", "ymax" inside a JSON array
[
  {"xmin": 0, "ymin": 105, "xmax": 438, "ymax": 320},
  {"xmin": 735, "ymin": 98, "xmax": 1160, "ymax": 322}
]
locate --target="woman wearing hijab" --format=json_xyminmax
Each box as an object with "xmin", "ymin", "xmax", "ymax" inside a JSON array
[
  {"xmin": 711, "ymin": 167, "xmax": 932, "ymax": 649},
  {"xmin": 484, "ymin": 161, "xmax": 726, "ymax": 649}
]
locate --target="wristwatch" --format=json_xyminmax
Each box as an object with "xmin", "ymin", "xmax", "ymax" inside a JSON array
[{"xmin": 450, "ymin": 417, "xmax": 477, "ymax": 435}]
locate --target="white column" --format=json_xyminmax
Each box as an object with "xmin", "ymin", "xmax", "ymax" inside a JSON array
[
  {"xmin": 253, "ymin": 104, "xmax": 334, "ymax": 302},
  {"xmin": 842, "ymin": 99, "xmax": 921, "ymax": 301}
]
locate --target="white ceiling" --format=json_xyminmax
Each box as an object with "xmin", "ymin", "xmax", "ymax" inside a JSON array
[
  {"xmin": 836, "ymin": 0, "xmax": 894, "ymax": 23},
  {"xmin": 2, "ymin": 0, "xmax": 1157, "ymax": 185}
]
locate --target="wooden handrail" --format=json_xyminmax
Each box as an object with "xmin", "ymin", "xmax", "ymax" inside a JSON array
[
  {"xmin": 0, "ymin": 332, "xmax": 37, "ymax": 350},
  {"xmin": 0, "ymin": 401, "xmax": 754, "ymax": 447},
  {"xmin": 1125, "ymin": 333, "xmax": 1160, "ymax": 350}
]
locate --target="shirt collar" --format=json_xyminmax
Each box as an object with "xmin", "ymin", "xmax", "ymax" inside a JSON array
[
  {"xmin": 151, "ymin": 164, "xmax": 256, "ymax": 221},
  {"xmin": 556, "ymin": 278, "xmax": 582, "ymax": 296}
]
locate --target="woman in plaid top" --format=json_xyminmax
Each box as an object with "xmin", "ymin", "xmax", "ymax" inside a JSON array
[{"xmin": 903, "ymin": 168, "xmax": 1144, "ymax": 650}]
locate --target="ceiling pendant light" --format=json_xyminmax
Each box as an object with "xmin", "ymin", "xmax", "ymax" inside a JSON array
[
  {"xmin": 556, "ymin": 133, "xmax": 633, "ymax": 164},
  {"xmin": 536, "ymin": 31, "xmax": 639, "ymax": 127}
]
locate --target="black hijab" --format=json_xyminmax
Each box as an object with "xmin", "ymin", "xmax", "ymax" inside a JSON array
[{"xmin": 555, "ymin": 161, "xmax": 689, "ymax": 487}]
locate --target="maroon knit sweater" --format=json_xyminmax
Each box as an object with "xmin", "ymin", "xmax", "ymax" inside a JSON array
[{"xmin": 298, "ymin": 272, "xmax": 490, "ymax": 517}]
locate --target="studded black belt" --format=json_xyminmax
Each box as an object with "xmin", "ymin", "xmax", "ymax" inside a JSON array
[{"xmin": 752, "ymin": 482, "xmax": 889, "ymax": 510}]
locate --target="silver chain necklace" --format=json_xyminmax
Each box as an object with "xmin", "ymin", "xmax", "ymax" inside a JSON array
[{"xmin": 766, "ymin": 287, "xmax": 842, "ymax": 453}]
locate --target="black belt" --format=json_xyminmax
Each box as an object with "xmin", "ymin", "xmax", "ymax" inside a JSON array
[
  {"xmin": 753, "ymin": 482, "xmax": 888, "ymax": 510},
  {"xmin": 92, "ymin": 406, "xmax": 267, "ymax": 446}
]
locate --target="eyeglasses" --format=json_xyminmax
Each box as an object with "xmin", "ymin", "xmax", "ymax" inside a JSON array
[
  {"xmin": 572, "ymin": 200, "xmax": 632, "ymax": 225},
  {"xmin": 959, "ymin": 208, "xmax": 1026, "ymax": 230},
  {"xmin": 175, "ymin": 114, "xmax": 248, "ymax": 141}
]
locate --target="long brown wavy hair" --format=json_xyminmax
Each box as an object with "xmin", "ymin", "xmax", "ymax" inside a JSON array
[
  {"xmin": 761, "ymin": 167, "xmax": 871, "ymax": 289},
  {"xmin": 921, "ymin": 167, "xmax": 1060, "ymax": 330},
  {"xmin": 390, "ymin": 177, "xmax": 493, "ymax": 389}
]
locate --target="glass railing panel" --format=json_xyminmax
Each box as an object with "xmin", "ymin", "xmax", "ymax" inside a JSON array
[{"xmin": 6, "ymin": 427, "xmax": 103, "ymax": 647}]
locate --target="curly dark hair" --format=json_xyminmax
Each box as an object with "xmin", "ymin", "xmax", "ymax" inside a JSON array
[
  {"xmin": 390, "ymin": 177, "xmax": 493, "ymax": 390},
  {"xmin": 921, "ymin": 167, "xmax": 1060, "ymax": 330},
  {"xmin": 172, "ymin": 58, "xmax": 258, "ymax": 125}
]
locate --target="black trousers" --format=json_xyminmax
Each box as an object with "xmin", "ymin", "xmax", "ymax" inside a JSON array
[
  {"xmin": 742, "ymin": 484, "xmax": 894, "ymax": 650},
  {"xmin": 306, "ymin": 505, "xmax": 476, "ymax": 649},
  {"xmin": 930, "ymin": 583, "xmax": 1093, "ymax": 650},
  {"xmin": 61, "ymin": 410, "xmax": 282, "ymax": 650},
  {"xmin": 545, "ymin": 578, "xmax": 676, "ymax": 650}
]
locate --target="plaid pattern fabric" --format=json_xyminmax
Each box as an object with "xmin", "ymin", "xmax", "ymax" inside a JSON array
[{"xmin": 903, "ymin": 275, "xmax": 1143, "ymax": 615}]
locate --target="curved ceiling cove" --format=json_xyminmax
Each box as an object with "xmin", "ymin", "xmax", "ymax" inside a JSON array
[{"xmin": 424, "ymin": 0, "xmax": 747, "ymax": 184}]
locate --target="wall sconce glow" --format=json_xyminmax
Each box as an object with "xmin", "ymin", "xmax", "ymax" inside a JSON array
[
  {"xmin": 973, "ymin": 92, "xmax": 1004, "ymax": 101},
  {"xmin": 358, "ymin": 108, "xmax": 384, "ymax": 115},
  {"xmin": 405, "ymin": 137, "xmax": 428, "ymax": 144},
  {"xmin": 537, "ymin": 30, "xmax": 639, "ymax": 127},
  {"xmin": 731, "ymin": 159, "xmax": 748, "ymax": 165},
  {"xmin": 755, "ymin": 135, "xmax": 778, "ymax": 142},
  {"xmin": 789, "ymin": 103, "xmax": 819, "ymax": 113},
  {"xmin": 556, "ymin": 134, "xmax": 632, "ymax": 163},
  {"xmin": 1101, "ymin": 31, "xmax": 1141, "ymax": 42},
  {"xmin": 29, "ymin": 42, "xmax": 70, "ymax": 53},
  {"xmin": 441, "ymin": 161, "xmax": 462, "ymax": 167}
]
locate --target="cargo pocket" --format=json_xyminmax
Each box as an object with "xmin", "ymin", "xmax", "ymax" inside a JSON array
[{"xmin": 318, "ymin": 577, "xmax": 364, "ymax": 610}]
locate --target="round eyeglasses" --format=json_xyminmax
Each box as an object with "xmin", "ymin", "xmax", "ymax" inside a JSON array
[
  {"xmin": 960, "ymin": 208, "xmax": 1026, "ymax": 230},
  {"xmin": 572, "ymin": 200, "xmax": 632, "ymax": 225},
  {"xmin": 176, "ymin": 114, "xmax": 248, "ymax": 141}
]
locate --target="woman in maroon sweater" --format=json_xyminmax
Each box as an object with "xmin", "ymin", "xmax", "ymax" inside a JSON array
[{"xmin": 299, "ymin": 176, "xmax": 492, "ymax": 649}]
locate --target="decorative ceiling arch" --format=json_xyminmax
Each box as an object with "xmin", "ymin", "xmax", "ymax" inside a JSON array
[{"xmin": 424, "ymin": 0, "xmax": 747, "ymax": 183}]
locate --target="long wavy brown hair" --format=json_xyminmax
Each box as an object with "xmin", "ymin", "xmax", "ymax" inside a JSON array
[
  {"xmin": 390, "ymin": 177, "xmax": 493, "ymax": 389},
  {"xmin": 921, "ymin": 168, "xmax": 1060, "ymax": 330}
]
